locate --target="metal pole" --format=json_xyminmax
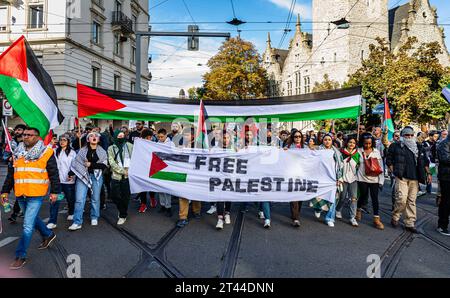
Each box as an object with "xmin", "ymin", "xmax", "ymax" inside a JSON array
[{"xmin": 135, "ymin": 33, "xmax": 142, "ymax": 94}]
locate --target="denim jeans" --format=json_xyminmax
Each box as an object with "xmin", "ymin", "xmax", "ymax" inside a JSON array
[
  {"xmin": 73, "ymin": 174, "xmax": 103, "ymax": 225},
  {"xmin": 48, "ymin": 184, "xmax": 76, "ymax": 224},
  {"xmin": 259, "ymin": 202, "xmax": 271, "ymax": 220},
  {"xmin": 336, "ymin": 181, "xmax": 358, "ymax": 220},
  {"xmin": 16, "ymin": 196, "xmax": 52, "ymax": 258}
]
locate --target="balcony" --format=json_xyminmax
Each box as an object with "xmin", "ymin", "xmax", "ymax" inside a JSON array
[{"xmin": 111, "ymin": 11, "xmax": 133, "ymax": 35}]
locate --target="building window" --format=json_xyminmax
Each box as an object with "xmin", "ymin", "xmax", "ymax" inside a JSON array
[
  {"xmin": 28, "ymin": 4, "xmax": 44, "ymax": 29},
  {"xmin": 92, "ymin": 66, "xmax": 101, "ymax": 87},
  {"xmin": 114, "ymin": 32, "xmax": 121, "ymax": 56},
  {"xmin": 295, "ymin": 72, "xmax": 301, "ymax": 95},
  {"xmin": 130, "ymin": 81, "xmax": 136, "ymax": 93},
  {"xmin": 304, "ymin": 76, "xmax": 310, "ymax": 94},
  {"xmin": 92, "ymin": 0, "xmax": 103, "ymax": 7},
  {"xmin": 131, "ymin": 44, "xmax": 136, "ymax": 64},
  {"xmin": 0, "ymin": 7, "xmax": 7, "ymax": 31},
  {"xmin": 115, "ymin": 0, "xmax": 122, "ymax": 12},
  {"xmin": 287, "ymin": 81, "xmax": 293, "ymax": 96},
  {"xmin": 114, "ymin": 74, "xmax": 121, "ymax": 91},
  {"xmin": 92, "ymin": 21, "xmax": 101, "ymax": 44}
]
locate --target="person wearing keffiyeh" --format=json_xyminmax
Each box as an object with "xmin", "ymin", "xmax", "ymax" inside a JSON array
[
  {"xmin": 309, "ymin": 134, "xmax": 344, "ymax": 228},
  {"xmin": 69, "ymin": 132, "xmax": 108, "ymax": 231},
  {"xmin": 336, "ymin": 137, "xmax": 360, "ymax": 227}
]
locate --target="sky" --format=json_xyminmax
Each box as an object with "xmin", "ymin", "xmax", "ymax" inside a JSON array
[{"xmin": 148, "ymin": 0, "xmax": 450, "ymax": 97}]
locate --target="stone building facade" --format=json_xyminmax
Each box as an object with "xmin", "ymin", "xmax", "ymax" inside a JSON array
[
  {"xmin": 264, "ymin": 0, "xmax": 450, "ymax": 99},
  {"xmin": 0, "ymin": 0, "xmax": 151, "ymax": 135}
]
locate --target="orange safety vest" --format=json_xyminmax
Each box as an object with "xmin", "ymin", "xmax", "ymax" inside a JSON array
[{"xmin": 13, "ymin": 147, "xmax": 54, "ymax": 197}]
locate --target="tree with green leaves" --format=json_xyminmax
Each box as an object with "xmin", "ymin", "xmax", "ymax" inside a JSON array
[
  {"xmin": 202, "ymin": 37, "xmax": 268, "ymax": 100},
  {"xmin": 345, "ymin": 37, "xmax": 450, "ymax": 127}
]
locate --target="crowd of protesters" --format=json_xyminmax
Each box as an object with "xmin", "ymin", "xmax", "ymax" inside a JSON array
[{"xmin": 0, "ymin": 120, "xmax": 449, "ymax": 270}]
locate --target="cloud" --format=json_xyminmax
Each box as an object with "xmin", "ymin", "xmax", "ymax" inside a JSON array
[
  {"xmin": 267, "ymin": 0, "xmax": 311, "ymax": 19},
  {"xmin": 148, "ymin": 38, "xmax": 222, "ymax": 97}
]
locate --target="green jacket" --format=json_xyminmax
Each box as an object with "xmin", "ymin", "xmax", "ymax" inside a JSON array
[{"xmin": 107, "ymin": 142, "xmax": 133, "ymax": 181}]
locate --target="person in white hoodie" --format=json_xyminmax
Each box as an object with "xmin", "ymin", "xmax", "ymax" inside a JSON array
[
  {"xmin": 356, "ymin": 133, "xmax": 385, "ymax": 230},
  {"xmin": 47, "ymin": 134, "xmax": 77, "ymax": 229},
  {"xmin": 336, "ymin": 137, "xmax": 360, "ymax": 227}
]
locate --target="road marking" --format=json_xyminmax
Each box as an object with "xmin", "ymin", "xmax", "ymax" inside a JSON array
[
  {"xmin": 0, "ymin": 237, "xmax": 19, "ymax": 248},
  {"xmin": 59, "ymin": 210, "xmax": 68, "ymax": 214}
]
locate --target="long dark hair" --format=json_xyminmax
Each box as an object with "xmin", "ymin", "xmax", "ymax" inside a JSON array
[
  {"xmin": 287, "ymin": 129, "xmax": 304, "ymax": 148},
  {"xmin": 56, "ymin": 144, "xmax": 72, "ymax": 157}
]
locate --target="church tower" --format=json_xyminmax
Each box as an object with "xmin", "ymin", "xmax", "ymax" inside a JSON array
[{"xmin": 311, "ymin": 0, "xmax": 389, "ymax": 86}]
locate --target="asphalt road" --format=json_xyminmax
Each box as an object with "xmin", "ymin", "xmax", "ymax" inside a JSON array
[{"xmin": 0, "ymin": 164, "xmax": 449, "ymax": 278}]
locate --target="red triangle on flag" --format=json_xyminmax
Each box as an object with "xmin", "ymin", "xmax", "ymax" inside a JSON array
[
  {"xmin": 77, "ymin": 83, "xmax": 127, "ymax": 118},
  {"xmin": 0, "ymin": 35, "xmax": 28, "ymax": 82},
  {"xmin": 149, "ymin": 153, "xmax": 168, "ymax": 177}
]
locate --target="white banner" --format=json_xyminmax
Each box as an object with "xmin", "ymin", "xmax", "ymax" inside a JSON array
[{"xmin": 129, "ymin": 139, "xmax": 337, "ymax": 203}]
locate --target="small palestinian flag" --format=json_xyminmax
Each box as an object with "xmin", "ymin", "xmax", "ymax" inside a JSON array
[
  {"xmin": 441, "ymin": 84, "xmax": 450, "ymax": 104},
  {"xmin": 195, "ymin": 100, "xmax": 209, "ymax": 149},
  {"xmin": 0, "ymin": 36, "xmax": 64, "ymax": 138},
  {"xmin": 384, "ymin": 96, "xmax": 395, "ymax": 141}
]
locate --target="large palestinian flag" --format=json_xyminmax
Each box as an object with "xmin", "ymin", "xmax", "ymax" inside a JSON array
[
  {"xmin": 77, "ymin": 84, "xmax": 362, "ymax": 122},
  {"xmin": 0, "ymin": 36, "xmax": 64, "ymax": 137}
]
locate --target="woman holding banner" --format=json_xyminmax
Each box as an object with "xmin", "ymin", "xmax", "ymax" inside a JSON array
[
  {"xmin": 286, "ymin": 129, "xmax": 306, "ymax": 227},
  {"xmin": 310, "ymin": 134, "xmax": 344, "ymax": 228},
  {"xmin": 216, "ymin": 131, "xmax": 235, "ymax": 230}
]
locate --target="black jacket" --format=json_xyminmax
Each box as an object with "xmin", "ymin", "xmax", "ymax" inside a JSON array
[
  {"xmin": 437, "ymin": 137, "xmax": 450, "ymax": 182},
  {"xmin": 386, "ymin": 141, "xmax": 429, "ymax": 184},
  {"xmin": 1, "ymin": 153, "xmax": 61, "ymax": 195}
]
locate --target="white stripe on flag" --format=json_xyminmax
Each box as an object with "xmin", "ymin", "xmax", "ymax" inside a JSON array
[
  {"xmin": 18, "ymin": 69, "xmax": 60, "ymax": 129},
  {"xmin": 118, "ymin": 95, "xmax": 361, "ymax": 117}
]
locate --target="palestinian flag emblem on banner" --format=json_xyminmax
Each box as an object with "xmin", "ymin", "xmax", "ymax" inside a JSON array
[
  {"xmin": 0, "ymin": 36, "xmax": 64, "ymax": 137},
  {"xmin": 149, "ymin": 152, "xmax": 188, "ymax": 183}
]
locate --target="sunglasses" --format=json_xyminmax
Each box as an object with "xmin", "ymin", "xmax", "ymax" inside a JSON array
[
  {"xmin": 294, "ymin": 135, "xmax": 302, "ymax": 138},
  {"xmin": 23, "ymin": 133, "xmax": 38, "ymax": 137},
  {"xmin": 403, "ymin": 134, "xmax": 414, "ymax": 137}
]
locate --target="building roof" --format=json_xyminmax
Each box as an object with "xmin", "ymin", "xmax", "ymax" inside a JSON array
[
  {"xmin": 389, "ymin": 3, "xmax": 410, "ymax": 50},
  {"xmin": 272, "ymin": 48, "xmax": 289, "ymax": 69}
]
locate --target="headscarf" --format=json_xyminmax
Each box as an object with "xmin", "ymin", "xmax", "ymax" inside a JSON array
[
  {"xmin": 112, "ymin": 129, "xmax": 127, "ymax": 164},
  {"xmin": 400, "ymin": 126, "xmax": 418, "ymax": 159}
]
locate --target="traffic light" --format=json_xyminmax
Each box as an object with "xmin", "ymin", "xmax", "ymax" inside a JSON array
[{"xmin": 188, "ymin": 25, "xmax": 199, "ymax": 51}]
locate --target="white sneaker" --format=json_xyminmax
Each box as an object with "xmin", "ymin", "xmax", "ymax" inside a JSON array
[
  {"xmin": 327, "ymin": 221, "xmax": 335, "ymax": 227},
  {"xmin": 207, "ymin": 205, "xmax": 217, "ymax": 215},
  {"xmin": 336, "ymin": 211, "xmax": 342, "ymax": 219},
  {"xmin": 264, "ymin": 219, "xmax": 271, "ymax": 228},
  {"xmin": 68, "ymin": 223, "xmax": 82, "ymax": 231},
  {"xmin": 67, "ymin": 215, "xmax": 74, "ymax": 221},
  {"xmin": 224, "ymin": 214, "xmax": 231, "ymax": 224},
  {"xmin": 216, "ymin": 219, "xmax": 224, "ymax": 230},
  {"xmin": 46, "ymin": 223, "xmax": 57, "ymax": 229},
  {"xmin": 91, "ymin": 219, "xmax": 98, "ymax": 226},
  {"xmin": 117, "ymin": 218, "xmax": 126, "ymax": 225},
  {"xmin": 258, "ymin": 211, "xmax": 265, "ymax": 219},
  {"xmin": 350, "ymin": 218, "xmax": 359, "ymax": 227},
  {"xmin": 314, "ymin": 211, "xmax": 321, "ymax": 219}
]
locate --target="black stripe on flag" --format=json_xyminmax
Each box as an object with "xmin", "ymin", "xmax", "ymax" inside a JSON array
[
  {"xmin": 155, "ymin": 152, "xmax": 190, "ymax": 163},
  {"xmin": 25, "ymin": 39, "xmax": 65, "ymax": 124}
]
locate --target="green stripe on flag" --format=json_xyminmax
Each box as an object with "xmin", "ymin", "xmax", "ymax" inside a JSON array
[
  {"xmin": 151, "ymin": 171, "xmax": 187, "ymax": 183},
  {"xmin": 0, "ymin": 75, "xmax": 50, "ymax": 137},
  {"xmin": 89, "ymin": 106, "xmax": 360, "ymax": 122}
]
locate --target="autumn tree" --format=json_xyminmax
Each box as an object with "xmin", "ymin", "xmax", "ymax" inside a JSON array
[
  {"xmin": 188, "ymin": 86, "xmax": 206, "ymax": 100},
  {"xmin": 202, "ymin": 37, "xmax": 268, "ymax": 100},
  {"xmin": 312, "ymin": 74, "xmax": 340, "ymax": 92},
  {"xmin": 346, "ymin": 37, "xmax": 449, "ymax": 127}
]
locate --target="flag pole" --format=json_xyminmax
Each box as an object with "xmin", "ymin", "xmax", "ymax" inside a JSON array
[{"xmin": 76, "ymin": 81, "xmax": 82, "ymax": 149}]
